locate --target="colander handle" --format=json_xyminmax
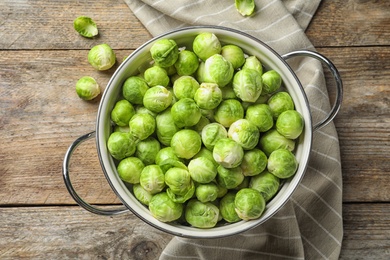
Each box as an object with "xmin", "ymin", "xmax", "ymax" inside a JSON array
[
  {"xmin": 62, "ymin": 131, "xmax": 128, "ymax": 216},
  {"xmin": 282, "ymin": 50, "xmax": 343, "ymax": 131}
]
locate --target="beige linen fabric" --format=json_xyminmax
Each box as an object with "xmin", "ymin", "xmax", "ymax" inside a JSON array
[{"xmin": 123, "ymin": 1, "xmax": 343, "ymax": 259}]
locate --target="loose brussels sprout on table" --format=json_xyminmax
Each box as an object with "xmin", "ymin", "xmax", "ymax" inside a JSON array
[
  {"xmin": 88, "ymin": 43, "xmax": 116, "ymax": 71},
  {"xmin": 75, "ymin": 76, "xmax": 100, "ymax": 100},
  {"xmin": 73, "ymin": 16, "xmax": 98, "ymax": 38}
]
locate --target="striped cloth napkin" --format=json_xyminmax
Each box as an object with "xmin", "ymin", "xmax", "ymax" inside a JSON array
[{"xmin": 123, "ymin": 0, "xmax": 343, "ymax": 259}]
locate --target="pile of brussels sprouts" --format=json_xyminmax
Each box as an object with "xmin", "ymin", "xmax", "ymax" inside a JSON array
[{"xmin": 107, "ymin": 32, "xmax": 304, "ymax": 228}]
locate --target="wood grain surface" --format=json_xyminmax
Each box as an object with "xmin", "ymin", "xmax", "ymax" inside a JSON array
[{"xmin": 0, "ymin": 0, "xmax": 389, "ymax": 259}]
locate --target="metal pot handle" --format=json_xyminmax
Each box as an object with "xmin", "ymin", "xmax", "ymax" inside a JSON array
[
  {"xmin": 282, "ymin": 50, "xmax": 343, "ymax": 131},
  {"xmin": 62, "ymin": 131, "xmax": 128, "ymax": 215}
]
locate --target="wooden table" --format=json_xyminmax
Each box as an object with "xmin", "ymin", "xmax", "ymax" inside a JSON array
[{"xmin": 0, "ymin": 1, "xmax": 389, "ymax": 259}]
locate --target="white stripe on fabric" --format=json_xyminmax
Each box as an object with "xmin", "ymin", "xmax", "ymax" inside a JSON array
[
  {"xmin": 292, "ymin": 7, "xmax": 314, "ymax": 18},
  {"xmin": 315, "ymin": 129, "xmax": 340, "ymax": 143},
  {"xmin": 133, "ymin": 3, "xmax": 147, "ymax": 14},
  {"xmin": 244, "ymin": 14, "xmax": 291, "ymax": 33},
  {"xmin": 311, "ymin": 149, "xmax": 342, "ymax": 166},
  {"xmin": 309, "ymin": 104, "xmax": 328, "ymax": 115},
  {"xmin": 145, "ymin": 13, "xmax": 166, "ymax": 27},
  {"xmin": 239, "ymin": 232, "xmax": 302, "ymax": 240},
  {"xmin": 170, "ymin": 0, "xmax": 207, "ymax": 16},
  {"xmin": 265, "ymin": 28, "xmax": 303, "ymax": 44},
  {"xmin": 301, "ymin": 234, "xmax": 329, "ymax": 260},
  {"xmin": 306, "ymin": 84, "xmax": 329, "ymax": 98},
  {"xmin": 191, "ymin": 4, "xmax": 235, "ymax": 24},
  {"xmin": 307, "ymin": 166, "xmax": 342, "ymax": 191}
]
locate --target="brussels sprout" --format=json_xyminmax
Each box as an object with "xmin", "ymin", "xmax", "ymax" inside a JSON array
[
  {"xmin": 144, "ymin": 66, "xmax": 170, "ymax": 87},
  {"xmin": 174, "ymin": 50, "xmax": 200, "ymax": 76},
  {"xmin": 133, "ymin": 184, "xmax": 153, "ymax": 206},
  {"xmin": 234, "ymin": 176, "xmax": 250, "ymax": 190},
  {"xmin": 232, "ymin": 68, "xmax": 262, "ymax": 102},
  {"xmin": 234, "ymin": 188, "xmax": 265, "ymax": 221},
  {"xmin": 143, "ymin": 85, "xmax": 173, "ymax": 113},
  {"xmin": 235, "ymin": 0, "xmax": 256, "ymax": 16},
  {"xmin": 267, "ymin": 91, "xmax": 294, "ymax": 119},
  {"xmin": 167, "ymin": 181, "xmax": 195, "ymax": 203},
  {"xmin": 73, "ymin": 16, "xmax": 98, "ymax": 38},
  {"xmin": 173, "ymin": 76, "xmax": 200, "ymax": 100},
  {"xmin": 216, "ymin": 184, "xmax": 228, "ymax": 198},
  {"xmin": 88, "ymin": 43, "xmax": 116, "ymax": 71},
  {"xmin": 189, "ymin": 116, "xmax": 210, "ymax": 133},
  {"xmin": 117, "ymin": 157, "xmax": 144, "ymax": 184},
  {"xmin": 217, "ymin": 165, "xmax": 245, "ymax": 189},
  {"xmin": 156, "ymin": 109, "xmax": 180, "ymax": 146},
  {"xmin": 149, "ymin": 192, "xmax": 183, "ymax": 222},
  {"xmin": 245, "ymin": 104, "xmax": 274, "ymax": 132},
  {"xmin": 262, "ymin": 70, "xmax": 282, "ymax": 95},
  {"xmin": 241, "ymin": 149, "xmax": 268, "ymax": 176},
  {"xmin": 276, "ymin": 110, "xmax": 304, "ymax": 139},
  {"xmin": 195, "ymin": 61, "xmax": 206, "ymax": 83},
  {"xmin": 135, "ymin": 137, "xmax": 161, "ymax": 165},
  {"xmin": 135, "ymin": 105, "xmax": 157, "ymax": 118},
  {"xmin": 214, "ymin": 99, "xmax": 244, "ymax": 127},
  {"xmin": 227, "ymin": 119, "xmax": 260, "ymax": 150},
  {"xmin": 192, "ymin": 32, "xmax": 221, "ymax": 61},
  {"xmin": 242, "ymin": 56, "xmax": 263, "ymax": 75},
  {"xmin": 213, "ymin": 138, "xmax": 244, "ymax": 168},
  {"xmin": 171, "ymin": 98, "xmax": 201, "ymax": 128},
  {"xmin": 129, "ymin": 113, "xmax": 156, "ymax": 141},
  {"xmin": 219, "ymin": 192, "xmax": 241, "ymax": 223},
  {"xmin": 259, "ymin": 129, "xmax": 296, "ymax": 156},
  {"xmin": 114, "ymin": 125, "xmax": 129, "ymax": 133},
  {"xmin": 111, "ymin": 99, "xmax": 135, "ymax": 127},
  {"xmin": 107, "ymin": 132, "xmax": 136, "ymax": 160},
  {"xmin": 194, "ymin": 83, "xmax": 223, "ymax": 110},
  {"xmin": 249, "ymin": 170, "xmax": 280, "ymax": 202},
  {"xmin": 170, "ymin": 129, "xmax": 202, "ymax": 159},
  {"xmin": 193, "ymin": 147, "xmax": 219, "ymax": 168},
  {"xmin": 201, "ymin": 122, "xmax": 228, "ymax": 151},
  {"xmin": 267, "ymin": 149, "xmax": 298, "ymax": 179},
  {"xmin": 221, "ymin": 85, "xmax": 238, "ymax": 100},
  {"xmin": 159, "ymin": 158, "xmax": 188, "ymax": 173},
  {"xmin": 122, "ymin": 76, "xmax": 149, "ymax": 105},
  {"xmin": 75, "ymin": 76, "xmax": 100, "ymax": 100},
  {"xmin": 203, "ymin": 54, "xmax": 234, "ymax": 87},
  {"xmin": 195, "ymin": 183, "xmax": 219, "ymax": 203},
  {"xmin": 139, "ymin": 164, "xmax": 165, "ymax": 194},
  {"xmin": 150, "ymin": 38, "xmax": 179, "ymax": 68},
  {"xmin": 185, "ymin": 199, "xmax": 220, "ymax": 228},
  {"xmin": 188, "ymin": 157, "xmax": 218, "ymax": 184},
  {"xmin": 221, "ymin": 44, "xmax": 245, "ymax": 69},
  {"xmin": 155, "ymin": 147, "xmax": 180, "ymax": 165},
  {"xmin": 165, "ymin": 167, "xmax": 192, "ymax": 196}
]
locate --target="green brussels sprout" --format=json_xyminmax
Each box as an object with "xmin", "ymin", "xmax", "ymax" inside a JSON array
[
  {"xmin": 129, "ymin": 113, "xmax": 156, "ymax": 141},
  {"xmin": 111, "ymin": 99, "xmax": 135, "ymax": 127},
  {"xmin": 234, "ymin": 188, "xmax": 265, "ymax": 221},
  {"xmin": 171, "ymin": 98, "xmax": 201, "ymax": 128},
  {"xmin": 167, "ymin": 180, "xmax": 195, "ymax": 203},
  {"xmin": 245, "ymin": 104, "xmax": 274, "ymax": 132},
  {"xmin": 276, "ymin": 110, "xmax": 304, "ymax": 139},
  {"xmin": 227, "ymin": 119, "xmax": 260, "ymax": 150},
  {"xmin": 174, "ymin": 50, "xmax": 200, "ymax": 76},
  {"xmin": 259, "ymin": 129, "xmax": 296, "ymax": 156},
  {"xmin": 139, "ymin": 164, "xmax": 165, "ymax": 194},
  {"xmin": 122, "ymin": 76, "xmax": 149, "ymax": 105},
  {"xmin": 192, "ymin": 32, "xmax": 221, "ymax": 61},
  {"xmin": 170, "ymin": 129, "xmax": 202, "ymax": 159},
  {"xmin": 216, "ymin": 184, "xmax": 228, "ymax": 198},
  {"xmin": 114, "ymin": 125, "xmax": 129, "ymax": 133},
  {"xmin": 194, "ymin": 83, "xmax": 223, "ymax": 110},
  {"xmin": 149, "ymin": 192, "xmax": 183, "ymax": 222},
  {"xmin": 135, "ymin": 137, "xmax": 161, "ymax": 165},
  {"xmin": 117, "ymin": 157, "xmax": 145, "ymax": 184},
  {"xmin": 165, "ymin": 167, "xmax": 192, "ymax": 196},
  {"xmin": 75, "ymin": 76, "xmax": 100, "ymax": 100},
  {"xmin": 144, "ymin": 66, "xmax": 170, "ymax": 87},
  {"xmin": 219, "ymin": 192, "xmax": 241, "ymax": 223},
  {"xmin": 135, "ymin": 105, "xmax": 157, "ymax": 118},
  {"xmin": 143, "ymin": 85, "xmax": 173, "ymax": 113},
  {"xmin": 156, "ymin": 109, "xmax": 180, "ymax": 146},
  {"xmin": 188, "ymin": 157, "xmax": 218, "ymax": 184},
  {"xmin": 193, "ymin": 147, "xmax": 219, "ymax": 168},
  {"xmin": 221, "ymin": 85, "xmax": 238, "ymax": 100},
  {"xmin": 249, "ymin": 170, "xmax": 280, "ymax": 202},
  {"xmin": 217, "ymin": 165, "xmax": 245, "ymax": 189},
  {"xmin": 150, "ymin": 38, "xmax": 179, "ymax": 68},
  {"xmin": 203, "ymin": 54, "xmax": 234, "ymax": 87},
  {"xmin": 235, "ymin": 0, "xmax": 256, "ymax": 16},
  {"xmin": 195, "ymin": 183, "xmax": 219, "ymax": 203},
  {"xmin": 195, "ymin": 61, "xmax": 206, "ymax": 83},
  {"xmin": 242, "ymin": 56, "xmax": 263, "ymax": 75},
  {"xmin": 172, "ymin": 76, "xmax": 200, "ymax": 100},
  {"xmin": 155, "ymin": 147, "xmax": 181, "ymax": 165},
  {"xmin": 232, "ymin": 68, "xmax": 263, "ymax": 102},
  {"xmin": 133, "ymin": 184, "xmax": 153, "ymax": 206},
  {"xmin": 267, "ymin": 91, "xmax": 295, "ymax": 119},
  {"xmin": 267, "ymin": 149, "xmax": 298, "ymax": 179},
  {"xmin": 107, "ymin": 132, "xmax": 137, "ymax": 160},
  {"xmin": 262, "ymin": 70, "xmax": 282, "ymax": 95},
  {"xmin": 88, "ymin": 43, "xmax": 116, "ymax": 71},
  {"xmin": 185, "ymin": 199, "xmax": 220, "ymax": 228},
  {"xmin": 221, "ymin": 44, "xmax": 245, "ymax": 69},
  {"xmin": 159, "ymin": 158, "xmax": 188, "ymax": 173},
  {"xmin": 213, "ymin": 138, "xmax": 244, "ymax": 168},
  {"xmin": 241, "ymin": 149, "xmax": 268, "ymax": 176},
  {"xmin": 189, "ymin": 116, "xmax": 210, "ymax": 133},
  {"xmin": 214, "ymin": 99, "xmax": 244, "ymax": 127},
  {"xmin": 73, "ymin": 16, "xmax": 98, "ymax": 38},
  {"xmin": 234, "ymin": 176, "xmax": 250, "ymax": 190},
  {"xmin": 201, "ymin": 122, "xmax": 228, "ymax": 151}
]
